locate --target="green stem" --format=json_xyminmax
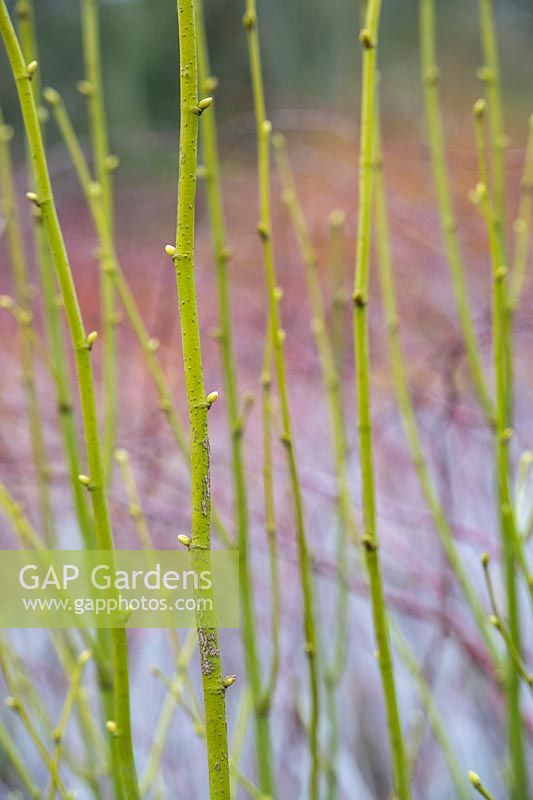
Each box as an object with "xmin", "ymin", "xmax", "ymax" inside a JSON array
[
  {"xmin": 80, "ymin": 0, "xmax": 112, "ymax": 224},
  {"xmin": 0, "ymin": 647, "xmax": 71, "ymax": 799},
  {"xmin": 1, "ymin": 633, "xmax": 104, "ymax": 794},
  {"xmin": 139, "ymin": 633, "xmax": 197, "ymax": 796},
  {"xmin": 476, "ymin": 0, "xmax": 512, "ymax": 426},
  {"xmin": 0, "ymin": 6, "xmax": 140, "ymax": 798},
  {"xmin": 115, "ymin": 448, "xmax": 202, "ymax": 706},
  {"xmin": 419, "ymin": 0, "xmax": 493, "ymax": 423},
  {"xmin": 257, "ymin": 325, "xmax": 281, "ymax": 715},
  {"xmin": 352, "ymin": 3, "xmax": 410, "ymax": 798},
  {"xmin": 229, "ymin": 688, "xmax": 252, "ymax": 799},
  {"xmin": 15, "ymin": 0, "xmax": 93, "ymax": 550},
  {"xmin": 16, "ymin": 0, "xmax": 110, "ymax": 798},
  {"xmin": 477, "ymin": 0, "xmax": 507, "ymax": 230},
  {"xmin": 195, "ymin": 1, "xmax": 275, "ymax": 791},
  {"xmin": 172, "ymin": 1, "xmax": 230, "ymax": 796},
  {"xmin": 80, "ymin": 0, "xmax": 117, "ymax": 482},
  {"xmin": 469, "ymin": 770, "xmax": 497, "ymax": 800},
  {"xmin": 273, "ymin": 135, "xmax": 358, "ymax": 551},
  {"xmin": 243, "ymin": 4, "xmax": 320, "ymax": 796},
  {"xmin": 489, "ymin": 616, "xmax": 533, "ymax": 691},
  {"xmin": 115, "ymin": 448, "xmax": 153, "ymax": 550},
  {"xmin": 0, "ymin": 105, "xmax": 54, "ymax": 547},
  {"xmin": 0, "ymin": 717, "xmax": 41, "ymax": 798},
  {"xmin": 48, "ymin": 649, "xmax": 92, "ymax": 800},
  {"xmin": 374, "ymin": 127, "xmax": 500, "ymax": 668},
  {"xmin": 44, "ymin": 86, "xmax": 232, "ymax": 550},
  {"xmin": 328, "ymin": 209, "xmax": 347, "ymax": 374},
  {"xmin": 273, "ymin": 135, "xmax": 356, "ymax": 797},
  {"xmin": 0, "ymin": 480, "xmax": 108, "ymax": 786},
  {"xmin": 392, "ymin": 625, "xmax": 471, "ymax": 800},
  {"xmin": 508, "ymin": 115, "xmax": 533, "ymax": 311},
  {"xmin": 475, "ymin": 174, "xmax": 527, "ymax": 798},
  {"xmin": 151, "ymin": 666, "xmax": 263, "ymax": 800}
]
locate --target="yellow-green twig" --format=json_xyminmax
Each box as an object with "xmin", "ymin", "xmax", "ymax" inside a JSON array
[
  {"xmin": 328, "ymin": 209, "xmax": 348, "ymax": 373},
  {"xmin": 80, "ymin": 0, "xmax": 117, "ymax": 481},
  {"xmin": 477, "ymin": 0, "xmax": 507, "ymax": 230},
  {"xmin": 419, "ymin": 0, "xmax": 493, "ymax": 422},
  {"xmin": 468, "ymin": 770, "xmax": 497, "ymax": 800},
  {"xmin": 392, "ymin": 625, "xmax": 471, "ymax": 800},
  {"xmin": 0, "ymin": 647, "xmax": 71, "ymax": 800},
  {"xmin": 243, "ymin": 3, "xmax": 320, "ymax": 795},
  {"xmin": 48, "ymin": 649, "xmax": 93, "ymax": 799},
  {"xmin": 272, "ymin": 134, "xmax": 357, "ymax": 797},
  {"xmin": 374, "ymin": 122, "xmax": 500, "ymax": 668},
  {"xmin": 171, "ymin": 1, "xmax": 230, "ymax": 795},
  {"xmin": 43, "ymin": 86, "xmax": 232, "ymax": 549},
  {"xmin": 0, "ymin": 716, "xmax": 40, "ymax": 798},
  {"xmin": 0, "ymin": 6, "xmax": 140, "ymax": 797},
  {"xmin": 114, "ymin": 447, "xmax": 204, "ymax": 714},
  {"xmin": 352, "ymin": 3, "xmax": 410, "ymax": 797},
  {"xmin": 473, "ymin": 129, "xmax": 527, "ymax": 798},
  {"xmin": 15, "ymin": 0, "xmax": 93, "ymax": 551},
  {"xmin": 0, "ymin": 103, "xmax": 54, "ymax": 546},
  {"xmin": 257, "ymin": 325, "xmax": 281, "ymax": 717},
  {"xmin": 139, "ymin": 632, "xmax": 197, "ymax": 796},
  {"xmin": 508, "ymin": 115, "xmax": 533, "ymax": 311},
  {"xmin": 195, "ymin": 1, "xmax": 275, "ymax": 789}
]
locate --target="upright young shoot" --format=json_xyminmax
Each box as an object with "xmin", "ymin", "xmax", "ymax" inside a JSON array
[
  {"xmin": 273, "ymin": 135, "xmax": 357, "ymax": 795},
  {"xmin": 14, "ymin": 0, "xmax": 93, "ymax": 550},
  {"xmin": 391, "ymin": 624, "xmax": 471, "ymax": 800},
  {"xmin": 0, "ymin": 105, "xmax": 54, "ymax": 547},
  {"xmin": 243, "ymin": 2, "xmax": 320, "ymax": 796},
  {"xmin": 48, "ymin": 649, "xmax": 93, "ymax": 795},
  {"xmin": 352, "ymin": 2, "xmax": 410, "ymax": 798},
  {"xmin": 0, "ymin": 641, "xmax": 95, "ymax": 799},
  {"xmin": 421, "ymin": 3, "xmax": 524, "ymax": 794},
  {"xmin": 273, "ymin": 134, "xmax": 357, "ymax": 552},
  {"xmin": 140, "ymin": 633, "xmax": 198, "ymax": 795},
  {"xmin": 170, "ymin": 1, "xmax": 230, "ymax": 796},
  {"xmin": 473, "ymin": 162, "xmax": 527, "ymax": 797},
  {"xmin": 9, "ymin": 3, "xmax": 59, "ymax": 548},
  {"xmin": 476, "ymin": 0, "xmax": 513, "ymax": 423},
  {"xmin": 373, "ymin": 117, "xmax": 499, "ymax": 666},
  {"xmin": 468, "ymin": 770, "xmax": 497, "ymax": 800},
  {"xmin": 257, "ymin": 329, "xmax": 281, "ymax": 721},
  {"xmin": 508, "ymin": 116, "xmax": 533, "ymax": 310},
  {"xmin": 0, "ymin": 717, "xmax": 40, "ymax": 799},
  {"xmin": 419, "ymin": 0, "xmax": 493, "ymax": 422},
  {"xmin": 328, "ymin": 209, "xmax": 348, "ymax": 373},
  {"xmin": 0, "ymin": 5, "xmax": 140, "ymax": 797},
  {"xmin": 43, "ymin": 85, "xmax": 232, "ymax": 549},
  {"xmin": 477, "ymin": 0, "xmax": 507, "ymax": 230},
  {"xmin": 80, "ymin": 0, "xmax": 117, "ymax": 481},
  {"xmin": 195, "ymin": 0, "xmax": 275, "ymax": 791}
]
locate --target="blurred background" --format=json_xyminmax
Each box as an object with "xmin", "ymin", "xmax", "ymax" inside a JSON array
[
  {"xmin": 1, "ymin": 1, "xmax": 533, "ymax": 798},
  {"xmin": 1, "ymin": 0, "xmax": 533, "ymax": 154}
]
